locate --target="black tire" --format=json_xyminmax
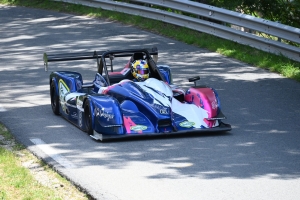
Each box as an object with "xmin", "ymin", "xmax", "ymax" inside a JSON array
[
  {"xmin": 84, "ymin": 100, "xmax": 93, "ymax": 135},
  {"xmin": 50, "ymin": 81, "xmax": 60, "ymax": 115}
]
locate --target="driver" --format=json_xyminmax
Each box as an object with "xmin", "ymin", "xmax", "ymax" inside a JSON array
[{"xmin": 131, "ymin": 59, "xmax": 150, "ymax": 82}]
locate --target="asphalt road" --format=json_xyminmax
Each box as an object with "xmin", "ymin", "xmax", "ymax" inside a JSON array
[{"xmin": 1, "ymin": 5, "xmax": 300, "ymax": 200}]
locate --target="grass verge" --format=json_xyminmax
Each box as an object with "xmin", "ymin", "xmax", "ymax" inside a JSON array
[
  {"xmin": 1, "ymin": 0, "xmax": 300, "ymax": 81},
  {"xmin": 0, "ymin": 123, "xmax": 89, "ymax": 200}
]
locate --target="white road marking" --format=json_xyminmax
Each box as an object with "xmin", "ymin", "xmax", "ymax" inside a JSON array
[
  {"xmin": 30, "ymin": 138, "xmax": 76, "ymax": 169},
  {"xmin": 0, "ymin": 104, "xmax": 7, "ymax": 112}
]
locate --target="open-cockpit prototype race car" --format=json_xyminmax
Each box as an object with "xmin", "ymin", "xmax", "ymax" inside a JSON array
[{"xmin": 44, "ymin": 47, "xmax": 231, "ymax": 141}]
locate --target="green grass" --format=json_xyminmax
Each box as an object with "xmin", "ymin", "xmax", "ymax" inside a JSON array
[
  {"xmin": 0, "ymin": 140, "xmax": 59, "ymax": 200},
  {"xmin": 1, "ymin": 0, "xmax": 300, "ymax": 81},
  {"xmin": 0, "ymin": 150, "xmax": 56, "ymax": 200},
  {"xmin": 0, "ymin": 123, "xmax": 88, "ymax": 200}
]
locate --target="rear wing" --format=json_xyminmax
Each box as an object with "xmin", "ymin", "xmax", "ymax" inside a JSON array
[{"xmin": 43, "ymin": 47, "xmax": 158, "ymax": 71}]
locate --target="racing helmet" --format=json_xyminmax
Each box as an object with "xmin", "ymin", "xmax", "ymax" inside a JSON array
[{"xmin": 131, "ymin": 59, "xmax": 150, "ymax": 81}]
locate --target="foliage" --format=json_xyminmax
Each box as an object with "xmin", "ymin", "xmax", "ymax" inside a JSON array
[{"xmin": 192, "ymin": 0, "xmax": 300, "ymax": 28}]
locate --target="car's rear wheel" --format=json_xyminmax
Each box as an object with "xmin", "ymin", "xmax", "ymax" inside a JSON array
[
  {"xmin": 50, "ymin": 81, "xmax": 59, "ymax": 115},
  {"xmin": 84, "ymin": 100, "xmax": 93, "ymax": 135}
]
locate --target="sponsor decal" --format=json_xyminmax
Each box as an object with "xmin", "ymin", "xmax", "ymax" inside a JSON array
[
  {"xmin": 71, "ymin": 112, "xmax": 78, "ymax": 119},
  {"xmin": 59, "ymin": 79, "xmax": 70, "ymax": 114},
  {"xmin": 95, "ymin": 107, "xmax": 114, "ymax": 121},
  {"xmin": 160, "ymin": 109, "xmax": 168, "ymax": 114},
  {"xmin": 130, "ymin": 125, "xmax": 147, "ymax": 131},
  {"xmin": 179, "ymin": 121, "xmax": 195, "ymax": 128},
  {"xmin": 153, "ymin": 104, "xmax": 169, "ymax": 115},
  {"xmin": 211, "ymin": 99, "xmax": 218, "ymax": 110},
  {"xmin": 59, "ymin": 79, "xmax": 70, "ymax": 97},
  {"xmin": 76, "ymin": 98, "xmax": 83, "ymax": 108}
]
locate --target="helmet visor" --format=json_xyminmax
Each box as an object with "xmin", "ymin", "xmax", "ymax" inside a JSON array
[{"xmin": 137, "ymin": 68, "xmax": 149, "ymax": 75}]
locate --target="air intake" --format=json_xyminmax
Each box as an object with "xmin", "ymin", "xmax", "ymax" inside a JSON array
[{"xmin": 158, "ymin": 119, "xmax": 172, "ymax": 127}]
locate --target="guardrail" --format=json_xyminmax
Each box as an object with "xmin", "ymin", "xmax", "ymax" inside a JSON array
[{"xmin": 56, "ymin": 0, "xmax": 300, "ymax": 62}]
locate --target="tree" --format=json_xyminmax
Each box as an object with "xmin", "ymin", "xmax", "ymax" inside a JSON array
[{"xmin": 192, "ymin": 0, "xmax": 300, "ymax": 28}]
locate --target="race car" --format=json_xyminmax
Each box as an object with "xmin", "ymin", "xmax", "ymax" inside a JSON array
[{"xmin": 44, "ymin": 47, "xmax": 231, "ymax": 141}]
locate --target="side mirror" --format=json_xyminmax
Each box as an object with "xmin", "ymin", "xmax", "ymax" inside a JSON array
[{"xmin": 188, "ymin": 76, "xmax": 200, "ymax": 87}]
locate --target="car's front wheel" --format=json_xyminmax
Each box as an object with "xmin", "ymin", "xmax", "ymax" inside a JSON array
[
  {"xmin": 84, "ymin": 100, "xmax": 93, "ymax": 135},
  {"xmin": 50, "ymin": 81, "xmax": 59, "ymax": 115}
]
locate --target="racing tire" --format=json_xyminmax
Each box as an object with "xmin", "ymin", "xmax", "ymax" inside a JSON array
[
  {"xmin": 84, "ymin": 100, "xmax": 93, "ymax": 135},
  {"xmin": 50, "ymin": 81, "xmax": 60, "ymax": 115}
]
